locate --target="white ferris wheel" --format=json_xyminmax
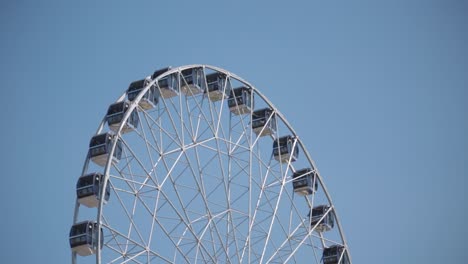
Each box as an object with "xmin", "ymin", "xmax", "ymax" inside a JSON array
[{"xmin": 70, "ymin": 65, "xmax": 351, "ymax": 264}]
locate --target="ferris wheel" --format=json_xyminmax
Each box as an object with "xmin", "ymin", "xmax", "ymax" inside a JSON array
[{"xmin": 70, "ymin": 65, "xmax": 352, "ymax": 264}]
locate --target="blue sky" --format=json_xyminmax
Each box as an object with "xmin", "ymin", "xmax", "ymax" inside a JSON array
[{"xmin": 0, "ymin": 0, "xmax": 467, "ymax": 263}]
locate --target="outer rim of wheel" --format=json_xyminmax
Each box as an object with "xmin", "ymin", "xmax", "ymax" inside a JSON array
[{"xmin": 72, "ymin": 64, "xmax": 352, "ymax": 264}]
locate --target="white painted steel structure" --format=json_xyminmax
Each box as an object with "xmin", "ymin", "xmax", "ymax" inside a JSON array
[{"xmin": 72, "ymin": 65, "xmax": 352, "ymax": 264}]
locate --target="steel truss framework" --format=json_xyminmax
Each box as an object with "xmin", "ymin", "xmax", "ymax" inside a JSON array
[{"xmin": 72, "ymin": 65, "xmax": 351, "ymax": 264}]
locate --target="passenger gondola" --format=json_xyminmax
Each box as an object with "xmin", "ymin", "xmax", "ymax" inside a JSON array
[
  {"xmin": 310, "ymin": 205, "xmax": 335, "ymax": 232},
  {"xmin": 272, "ymin": 135, "xmax": 299, "ymax": 163},
  {"xmin": 152, "ymin": 67, "xmax": 178, "ymax": 99},
  {"xmin": 180, "ymin": 67, "xmax": 204, "ymax": 96},
  {"xmin": 205, "ymin": 72, "xmax": 230, "ymax": 101},
  {"xmin": 88, "ymin": 132, "xmax": 123, "ymax": 167},
  {"xmin": 76, "ymin": 173, "xmax": 110, "ymax": 208},
  {"xmin": 252, "ymin": 108, "xmax": 276, "ymax": 136},
  {"xmin": 228, "ymin": 86, "xmax": 253, "ymax": 115},
  {"xmin": 106, "ymin": 101, "xmax": 139, "ymax": 134},
  {"xmin": 323, "ymin": 245, "xmax": 349, "ymax": 264},
  {"xmin": 292, "ymin": 168, "xmax": 318, "ymax": 196},
  {"xmin": 69, "ymin": 221, "xmax": 103, "ymax": 256},
  {"xmin": 126, "ymin": 78, "xmax": 159, "ymax": 110}
]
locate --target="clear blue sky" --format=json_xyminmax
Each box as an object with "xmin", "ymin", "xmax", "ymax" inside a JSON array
[{"xmin": 0, "ymin": 0, "xmax": 466, "ymax": 263}]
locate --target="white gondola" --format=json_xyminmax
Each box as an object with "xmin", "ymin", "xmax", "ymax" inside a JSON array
[
  {"xmin": 106, "ymin": 101, "xmax": 139, "ymax": 134},
  {"xmin": 273, "ymin": 135, "xmax": 299, "ymax": 163},
  {"xmin": 69, "ymin": 221, "xmax": 103, "ymax": 256},
  {"xmin": 228, "ymin": 86, "xmax": 253, "ymax": 115},
  {"xmin": 76, "ymin": 173, "xmax": 110, "ymax": 208},
  {"xmin": 252, "ymin": 108, "xmax": 276, "ymax": 136},
  {"xmin": 180, "ymin": 67, "xmax": 204, "ymax": 96},
  {"xmin": 323, "ymin": 245, "xmax": 349, "ymax": 264},
  {"xmin": 127, "ymin": 79, "xmax": 158, "ymax": 110},
  {"xmin": 292, "ymin": 168, "xmax": 318, "ymax": 196},
  {"xmin": 153, "ymin": 67, "xmax": 178, "ymax": 99},
  {"xmin": 88, "ymin": 132, "xmax": 122, "ymax": 167},
  {"xmin": 310, "ymin": 205, "xmax": 335, "ymax": 232},
  {"xmin": 205, "ymin": 72, "xmax": 230, "ymax": 101}
]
